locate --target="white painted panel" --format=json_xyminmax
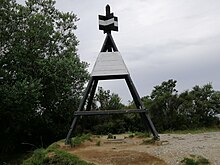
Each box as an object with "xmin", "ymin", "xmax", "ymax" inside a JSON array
[
  {"xmin": 99, "ymin": 18, "xmax": 118, "ymax": 26},
  {"xmin": 91, "ymin": 52, "xmax": 129, "ymax": 76}
]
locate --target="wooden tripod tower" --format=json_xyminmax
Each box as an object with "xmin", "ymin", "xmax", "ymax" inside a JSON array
[{"xmin": 65, "ymin": 5, "xmax": 159, "ymax": 144}]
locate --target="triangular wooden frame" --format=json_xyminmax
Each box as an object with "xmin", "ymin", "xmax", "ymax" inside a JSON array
[
  {"xmin": 65, "ymin": 5, "xmax": 159, "ymax": 145},
  {"xmin": 65, "ymin": 36, "xmax": 159, "ymax": 145}
]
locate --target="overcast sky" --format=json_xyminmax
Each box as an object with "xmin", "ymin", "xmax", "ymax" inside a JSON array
[{"xmin": 18, "ymin": 0, "xmax": 220, "ymax": 104}]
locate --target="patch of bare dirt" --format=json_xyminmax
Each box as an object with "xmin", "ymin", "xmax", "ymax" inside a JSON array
[
  {"xmin": 72, "ymin": 149, "xmax": 166, "ymax": 165},
  {"xmin": 59, "ymin": 132, "xmax": 220, "ymax": 165}
]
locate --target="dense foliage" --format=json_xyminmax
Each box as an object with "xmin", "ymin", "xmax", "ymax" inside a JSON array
[
  {"xmin": 90, "ymin": 81, "xmax": 220, "ymax": 134},
  {"xmin": 143, "ymin": 79, "xmax": 220, "ymax": 132},
  {"xmin": 0, "ymin": 0, "xmax": 89, "ymax": 153},
  {"xmin": 80, "ymin": 87, "xmax": 128, "ymax": 135},
  {"xmin": 79, "ymin": 81, "xmax": 220, "ymax": 135}
]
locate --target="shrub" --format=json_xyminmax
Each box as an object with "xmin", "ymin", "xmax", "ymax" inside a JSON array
[{"xmin": 181, "ymin": 155, "xmax": 210, "ymax": 165}]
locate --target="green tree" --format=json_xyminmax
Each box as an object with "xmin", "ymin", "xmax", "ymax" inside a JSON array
[
  {"xmin": 143, "ymin": 80, "xmax": 220, "ymax": 131},
  {"xmin": 0, "ymin": 0, "xmax": 89, "ymax": 153},
  {"xmin": 85, "ymin": 87, "xmax": 125, "ymax": 134},
  {"xmin": 176, "ymin": 90, "xmax": 194, "ymax": 129},
  {"xmin": 176, "ymin": 84, "xmax": 220, "ymax": 129},
  {"xmin": 146, "ymin": 79, "xmax": 180, "ymax": 131},
  {"xmin": 188, "ymin": 84, "xmax": 220, "ymax": 127},
  {"xmin": 95, "ymin": 86, "xmax": 124, "ymax": 110}
]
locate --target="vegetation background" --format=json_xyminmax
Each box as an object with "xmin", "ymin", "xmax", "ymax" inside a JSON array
[{"xmin": 0, "ymin": 0, "xmax": 220, "ymax": 164}]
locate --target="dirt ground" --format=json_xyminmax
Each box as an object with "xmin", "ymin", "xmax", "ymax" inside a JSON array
[{"xmin": 60, "ymin": 132, "xmax": 220, "ymax": 165}]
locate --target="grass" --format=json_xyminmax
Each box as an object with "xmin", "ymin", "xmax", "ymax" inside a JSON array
[
  {"xmin": 22, "ymin": 134, "xmax": 95, "ymax": 165},
  {"xmin": 127, "ymin": 132, "xmax": 154, "ymax": 145},
  {"xmin": 22, "ymin": 144, "xmax": 95, "ymax": 165},
  {"xmin": 72, "ymin": 133, "xmax": 92, "ymax": 146},
  {"xmin": 181, "ymin": 155, "xmax": 210, "ymax": 165},
  {"xmin": 162, "ymin": 127, "xmax": 220, "ymax": 134}
]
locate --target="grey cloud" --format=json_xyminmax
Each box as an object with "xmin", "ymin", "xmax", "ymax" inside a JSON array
[{"xmin": 16, "ymin": 0, "xmax": 220, "ymax": 104}]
